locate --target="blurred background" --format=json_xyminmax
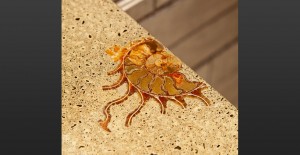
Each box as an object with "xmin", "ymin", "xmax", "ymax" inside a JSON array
[{"xmin": 113, "ymin": 0, "xmax": 238, "ymax": 108}]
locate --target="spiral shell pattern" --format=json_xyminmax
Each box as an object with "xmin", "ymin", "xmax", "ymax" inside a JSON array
[{"xmin": 99, "ymin": 37, "xmax": 211, "ymax": 132}]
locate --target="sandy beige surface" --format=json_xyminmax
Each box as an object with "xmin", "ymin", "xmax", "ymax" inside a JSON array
[{"xmin": 62, "ymin": 0, "xmax": 238, "ymax": 154}]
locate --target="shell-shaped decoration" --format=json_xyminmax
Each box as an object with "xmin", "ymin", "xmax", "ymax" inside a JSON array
[{"xmin": 100, "ymin": 37, "xmax": 211, "ymax": 132}]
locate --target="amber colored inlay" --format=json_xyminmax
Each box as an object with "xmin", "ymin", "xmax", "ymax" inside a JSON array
[
  {"xmin": 124, "ymin": 57, "xmax": 135, "ymax": 66},
  {"xmin": 164, "ymin": 76, "xmax": 182, "ymax": 95},
  {"xmin": 125, "ymin": 64, "xmax": 139, "ymax": 74},
  {"xmin": 127, "ymin": 68, "xmax": 148, "ymax": 85},
  {"xmin": 173, "ymin": 74, "xmax": 198, "ymax": 92},
  {"xmin": 150, "ymin": 76, "xmax": 166, "ymax": 95},
  {"xmin": 138, "ymin": 73, "xmax": 153, "ymax": 92}
]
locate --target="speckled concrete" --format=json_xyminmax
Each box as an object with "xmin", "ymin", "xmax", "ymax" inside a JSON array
[{"xmin": 62, "ymin": 0, "xmax": 238, "ymax": 154}]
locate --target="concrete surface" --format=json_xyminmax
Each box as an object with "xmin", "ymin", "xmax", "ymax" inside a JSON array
[{"xmin": 62, "ymin": 0, "xmax": 238, "ymax": 154}]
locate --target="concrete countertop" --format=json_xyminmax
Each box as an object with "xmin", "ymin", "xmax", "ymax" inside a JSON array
[{"xmin": 62, "ymin": 0, "xmax": 238, "ymax": 154}]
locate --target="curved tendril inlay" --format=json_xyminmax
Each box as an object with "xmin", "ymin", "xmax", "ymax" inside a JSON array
[{"xmin": 99, "ymin": 37, "xmax": 211, "ymax": 132}]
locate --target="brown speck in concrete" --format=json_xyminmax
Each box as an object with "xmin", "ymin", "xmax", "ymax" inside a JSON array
[
  {"xmin": 79, "ymin": 146, "xmax": 84, "ymax": 149},
  {"xmin": 123, "ymin": 29, "xmax": 127, "ymax": 32},
  {"xmin": 75, "ymin": 18, "xmax": 80, "ymax": 20},
  {"xmin": 71, "ymin": 124, "xmax": 76, "ymax": 128},
  {"xmin": 77, "ymin": 105, "xmax": 82, "ymax": 107},
  {"xmin": 174, "ymin": 146, "xmax": 182, "ymax": 150},
  {"xmin": 82, "ymin": 21, "xmax": 85, "ymax": 24},
  {"xmin": 88, "ymin": 35, "xmax": 92, "ymax": 38},
  {"xmin": 118, "ymin": 33, "xmax": 121, "ymax": 36}
]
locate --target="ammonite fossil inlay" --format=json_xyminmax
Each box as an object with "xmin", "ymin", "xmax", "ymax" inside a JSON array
[{"xmin": 100, "ymin": 37, "xmax": 211, "ymax": 132}]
